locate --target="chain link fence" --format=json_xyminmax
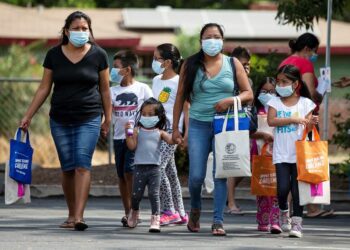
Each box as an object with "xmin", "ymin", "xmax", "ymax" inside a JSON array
[{"xmin": 0, "ymin": 78, "xmax": 112, "ymax": 168}]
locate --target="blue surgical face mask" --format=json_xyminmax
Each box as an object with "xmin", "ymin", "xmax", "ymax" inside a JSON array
[
  {"xmin": 276, "ymin": 85, "xmax": 294, "ymax": 97},
  {"xmin": 152, "ymin": 60, "xmax": 165, "ymax": 75},
  {"xmin": 258, "ymin": 93, "xmax": 275, "ymax": 106},
  {"xmin": 69, "ymin": 31, "xmax": 89, "ymax": 47},
  {"xmin": 110, "ymin": 68, "xmax": 124, "ymax": 84},
  {"xmin": 201, "ymin": 38, "xmax": 223, "ymax": 56},
  {"xmin": 140, "ymin": 116, "xmax": 159, "ymax": 128},
  {"xmin": 309, "ymin": 53, "xmax": 318, "ymax": 63}
]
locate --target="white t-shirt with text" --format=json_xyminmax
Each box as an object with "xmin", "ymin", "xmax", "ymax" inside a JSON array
[
  {"xmin": 110, "ymin": 81, "xmax": 153, "ymax": 140},
  {"xmin": 152, "ymin": 74, "xmax": 184, "ymax": 132},
  {"xmin": 267, "ymin": 96, "xmax": 316, "ymax": 164}
]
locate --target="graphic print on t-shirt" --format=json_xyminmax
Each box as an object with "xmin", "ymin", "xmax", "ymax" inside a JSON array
[
  {"xmin": 276, "ymin": 110, "xmax": 299, "ymax": 134},
  {"xmin": 114, "ymin": 92, "xmax": 138, "ymax": 117},
  {"xmin": 158, "ymin": 86, "xmax": 172, "ymax": 103}
]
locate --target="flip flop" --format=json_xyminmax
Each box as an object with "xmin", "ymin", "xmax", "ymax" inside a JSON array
[
  {"xmin": 304, "ymin": 210, "xmax": 327, "ymax": 218},
  {"xmin": 225, "ymin": 208, "xmax": 244, "ymax": 215},
  {"xmin": 212, "ymin": 223, "xmax": 226, "ymax": 236},
  {"xmin": 320, "ymin": 209, "xmax": 335, "ymax": 218},
  {"xmin": 59, "ymin": 220, "xmax": 75, "ymax": 229}
]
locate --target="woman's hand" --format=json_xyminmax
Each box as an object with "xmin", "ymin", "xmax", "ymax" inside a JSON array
[
  {"xmin": 172, "ymin": 128, "xmax": 183, "ymax": 145},
  {"xmin": 100, "ymin": 120, "xmax": 110, "ymax": 138},
  {"xmin": 214, "ymin": 98, "xmax": 233, "ymax": 113},
  {"xmin": 262, "ymin": 132, "xmax": 274, "ymax": 143},
  {"xmin": 19, "ymin": 116, "xmax": 31, "ymax": 132}
]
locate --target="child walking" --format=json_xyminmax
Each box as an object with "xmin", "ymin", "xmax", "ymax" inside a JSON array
[
  {"xmin": 251, "ymin": 77, "xmax": 281, "ymax": 234},
  {"xmin": 126, "ymin": 97, "xmax": 175, "ymax": 233},
  {"xmin": 267, "ymin": 65, "xmax": 317, "ymax": 238},
  {"xmin": 110, "ymin": 50, "xmax": 153, "ymax": 227}
]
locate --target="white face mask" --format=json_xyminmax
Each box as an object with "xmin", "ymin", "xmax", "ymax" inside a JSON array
[
  {"xmin": 258, "ymin": 93, "xmax": 275, "ymax": 106},
  {"xmin": 276, "ymin": 85, "xmax": 294, "ymax": 97},
  {"xmin": 152, "ymin": 60, "xmax": 165, "ymax": 75}
]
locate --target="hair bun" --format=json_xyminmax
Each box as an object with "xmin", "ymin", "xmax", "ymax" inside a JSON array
[{"xmin": 288, "ymin": 39, "xmax": 296, "ymax": 49}]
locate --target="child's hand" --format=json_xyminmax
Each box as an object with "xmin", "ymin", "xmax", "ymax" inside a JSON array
[
  {"xmin": 293, "ymin": 117, "xmax": 310, "ymax": 126},
  {"xmin": 311, "ymin": 115, "xmax": 319, "ymax": 125},
  {"xmin": 262, "ymin": 133, "xmax": 274, "ymax": 143}
]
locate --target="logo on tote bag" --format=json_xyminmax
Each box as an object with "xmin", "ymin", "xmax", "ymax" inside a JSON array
[{"xmin": 225, "ymin": 143, "xmax": 236, "ymax": 154}]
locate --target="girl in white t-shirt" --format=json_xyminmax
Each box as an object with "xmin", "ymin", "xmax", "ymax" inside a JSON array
[
  {"xmin": 151, "ymin": 43, "xmax": 189, "ymax": 226},
  {"xmin": 109, "ymin": 50, "xmax": 153, "ymax": 227},
  {"xmin": 267, "ymin": 64, "xmax": 317, "ymax": 238}
]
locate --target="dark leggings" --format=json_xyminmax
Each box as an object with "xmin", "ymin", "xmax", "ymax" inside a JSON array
[
  {"xmin": 275, "ymin": 163, "xmax": 304, "ymax": 217},
  {"xmin": 131, "ymin": 165, "xmax": 160, "ymax": 215}
]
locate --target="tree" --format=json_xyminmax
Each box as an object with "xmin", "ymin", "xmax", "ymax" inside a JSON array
[{"xmin": 275, "ymin": 0, "xmax": 347, "ymax": 30}]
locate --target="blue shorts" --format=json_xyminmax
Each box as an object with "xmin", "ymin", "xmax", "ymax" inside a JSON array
[
  {"xmin": 50, "ymin": 116, "xmax": 101, "ymax": 171},
  {"xmin": 114, "ymin": 139, "xmax": 135, "ymax": 178}
]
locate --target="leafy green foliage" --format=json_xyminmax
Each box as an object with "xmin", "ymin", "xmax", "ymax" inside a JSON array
[
  {"xmin": 176, "ymin": 30, "xmax": 200, "ymax": 59},
  {"xmin": 275, "ymin": 0, "xmax": 347, "ymax": 30}
]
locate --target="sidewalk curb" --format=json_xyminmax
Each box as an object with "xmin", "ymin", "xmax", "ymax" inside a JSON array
[{"xmin": 29, "ymin": 185, "xmax": 350, "ymax": 201}]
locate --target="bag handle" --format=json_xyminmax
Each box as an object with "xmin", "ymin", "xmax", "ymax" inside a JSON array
[
  {"xmin": 15, "ymin": 128, "xmax": 31, "ymax": 146},
  {"xmin": 233, "ymin": 96, "xmax": 239, "ymax": 131},
  {"xmin": 222, "ymin": 107, "xmax": 230, "ymax": 133},
  {"xmin": 301, "ymin": 125, "xmax": 320, "ymax": 141},
  {"xmin": 260, "ymin": 143, "xmax": 271, "ymax": 156}
]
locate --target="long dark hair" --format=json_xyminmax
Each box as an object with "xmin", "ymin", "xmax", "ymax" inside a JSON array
[
  {"xmin": 277, "ymin": 65, "xmax": 311, "ymax": 99},
  {"xmin": 182, "ymin": 23, "xmax": 224, "ymax": 103},
  {"xmin": 289, "ymin": 33, "xmax": 319, "ymax": 53},
  {"xmin": 253, "ymin": 77, "xmax": 276, "ymax": 111},
  {"xmin": 156, "ymin": 43, "xmax": 183, "ymax": 74},
  {"xmin": 60, "ymin": 11, "xmax": 95, "ymax": 45},
  {"xmin": 135, "ymin": 97, "xmax": 168, "ymax": 130}
]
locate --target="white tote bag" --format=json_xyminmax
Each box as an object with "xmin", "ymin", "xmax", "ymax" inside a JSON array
[
  {"xmin": 215, "ymin": 97, "xmax": 251, "ymax": 178},
  {"xmin": 4, "ymin": 130, "xmax": 31, "ymax": 205},
  {"xmin": 298, "ymin": 165, "xmax": 330, "ymax": 206}
]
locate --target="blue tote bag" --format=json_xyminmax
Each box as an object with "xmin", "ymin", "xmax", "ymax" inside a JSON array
[{"xmin": 9, "ymin": 129, "xmax": 33, "ymax": 184}]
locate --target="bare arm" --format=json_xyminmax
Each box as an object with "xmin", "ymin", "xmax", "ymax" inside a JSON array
[
  {"xmin": 20, "ymin": 68, "xmax": 53, "ymax": 130},
  {"xmin": 172, "ymin": 62, "xmax": 187, "ymax": 143},
  {"xmin": 303, "ymin": 73, "xmax": 323, "ymax": 103},
  {"xmin": 99, "ymin": 68, "xmax": 112, "ymax": 137},
  {"xmin": 161, "ymin": 130, "xmax": 175, "ymax": 145},
  {"xmin": 267, "ymin": 106, "xmax": 308, "ymax": 127},
  {"xmin": 183, "ymin": 101, "xmax": 190, "ymax": 138}
]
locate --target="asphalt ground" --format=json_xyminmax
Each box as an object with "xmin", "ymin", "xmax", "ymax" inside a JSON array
[{"xmin": 0, "ymin": 197, "xmax": 349, "ymax": 250}]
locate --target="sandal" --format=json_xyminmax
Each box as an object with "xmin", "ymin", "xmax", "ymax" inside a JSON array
[
  {"xmin": 74, "ymin": 220, "xmax": 88, "ymax": 231},
  {"xmin": 212, "ymin": 223, "xmax": 226, "ymax": 236},
  {"xmin": 59, "ymin": 220, "xmax": 75, "ymax": 229},
  {"xmin": 225, "ymin": 207, "xmax": 244, "ymax": 215},
  {"xmin": 187, "ymin": 208, "xmax": 200, "ymax": 232}
]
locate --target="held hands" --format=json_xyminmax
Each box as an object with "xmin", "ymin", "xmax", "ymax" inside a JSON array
[{"xmin": 172, "ymin": 129, "xmax": 183, "ymax": 145}]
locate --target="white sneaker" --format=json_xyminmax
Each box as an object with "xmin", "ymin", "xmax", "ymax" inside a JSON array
[
  {"xmin": 149, "ymin": 215, "xmax": 161, "ymax": 233},
  {"xmin": 280, "ymin": 210, "xmax": 292, "ymax": 232},
  {"xmin": 289, "ymin": 216, "xmax": 303, "ymax": 238}
]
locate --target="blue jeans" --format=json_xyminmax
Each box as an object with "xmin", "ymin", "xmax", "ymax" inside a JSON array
[{"xmin": 188, "ymin": 118, "xmax": 227, "ymax": 224}]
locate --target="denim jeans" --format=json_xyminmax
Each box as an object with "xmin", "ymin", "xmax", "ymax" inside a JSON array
[
  {"xmin": 188, "ymin": 118, "xmax": 227, "ymax": 224},
  {"xmin": 275, "ymin": 163, "xmax": 303, "ymax": 217}
]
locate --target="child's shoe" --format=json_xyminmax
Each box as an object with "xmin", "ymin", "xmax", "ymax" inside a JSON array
[
  {"xmin": 257, "ymin": 224, "xmax": 269, "ymax": 232},
  {"xmin": 160, "ymin": 210, "xmax": 181, "ymax": 226},
  {"xmin": 175, "ymin": 213, "xmax": 189, "ymax": 225},
  {"xmin": 127, "ymin": 209, "xmax": 139, "ymax": 228},
  {"xmin": 280, "ymin": 210, "xmax": 292, "ymax": 232},
  {"xmin": 270, "ymin": 224, "xmax": 282, "ymax": 234},
  {"xmin": 149, "ymin": 215, "xmax": 161, "ymax": 233},
  {"xmin": 289, "ymin": 216, "xmax": 303, "ymax": 238}
]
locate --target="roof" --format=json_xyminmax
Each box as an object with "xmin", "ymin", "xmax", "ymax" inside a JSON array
[{"xmin": 1, "ymin": 3, "xmax": 350, "ymax": 54}]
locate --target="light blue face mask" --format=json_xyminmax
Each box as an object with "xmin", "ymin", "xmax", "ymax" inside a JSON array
[
  {"xmin": 69, "ymin": 31, "xmax": 89, "ymax": 47},
  {"xmin": 309, "ymin": 53, "xmax": 318, "ymax": 63},
  {"xmin": 276, "ymin": 85, "xmax": 294, "ymax": 97},
  {"xmin": 258, "ymin": 93, "xmax": 275, "ymax": 106},
  {"xmin": 152, "ymin": 60, "xmax": 165, "ymax": 75},
  {"xmin": 110, "ymin": 68, "xmax": 123, "ymax": 84},
  {"xmin": 140, "ymin": 116, "xmax": 159, "ymax": 128},
  {"xmin": 201, "ymin": 38, "xmax": 223, "ymax": 56}
]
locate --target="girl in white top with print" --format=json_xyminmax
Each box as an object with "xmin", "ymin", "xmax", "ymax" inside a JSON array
[
  {"xmin": 267, "ymin": 64, "xmax": 318, "ymax": 238},
  {"xmin": 151, "ymin": 43, "xmax": 189, "ymax": 226}
]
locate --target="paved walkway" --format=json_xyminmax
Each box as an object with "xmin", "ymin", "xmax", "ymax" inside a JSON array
[{"xmin": 0, "ymin": 197, "xmax": 349, "ymax": 250}]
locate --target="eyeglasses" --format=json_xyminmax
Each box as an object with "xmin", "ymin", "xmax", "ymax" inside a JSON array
[
  {"xmin": 153, "ymin": 56, "xmax": 164, "ymax": 61},
  {"xmin": 260, "ymin": 90, "xmax": 276, "ymax": 95}
]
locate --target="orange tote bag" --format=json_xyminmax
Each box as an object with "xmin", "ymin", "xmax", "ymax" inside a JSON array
[
  {"xmin": 251, "ymin": 143, "xmax": 277, "ymax": 196},
  {"xmin": 296, "ymin": 126, "xmax": 329, "ymax": 184}
]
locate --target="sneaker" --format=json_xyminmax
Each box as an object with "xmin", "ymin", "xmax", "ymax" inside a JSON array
[
  {"xmin": 280, "ymin": 210, "xmax": 292, "ymax": 232},
  {"xmin": 257, "ymin": 225, "xmax": 269, "ymax": 232},
  {"xmin": 127, "ymin": 209, "xmax": 139, "ymax": 228},
  {"xmin": 270, "ymin": 224, "xmax": 282, "ymax": 234},
  {"xmin": 175, "ymin": 213, "xmax": 189, "ymax": 225},
  {"xmin": 289, "ymin": 216, "xmax": 303, "ymax": 238},
  {"xmin": 160, "ymin": 210, "xmax": 181, "ymax": 226},
  {"xmin": 149, "ymin": 215, "xmax": 161, "ymax": 233}
]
